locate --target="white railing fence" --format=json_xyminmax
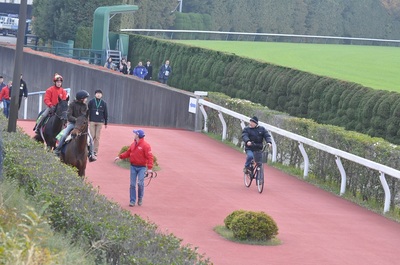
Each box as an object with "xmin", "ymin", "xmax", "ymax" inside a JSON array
[
  {"xmin": 196, "ymin": 96, "xmax": 400, "ymax": 213},
  {"xmin": 121, "ymin": 29, "xmax": 400, "ymax": 46}
]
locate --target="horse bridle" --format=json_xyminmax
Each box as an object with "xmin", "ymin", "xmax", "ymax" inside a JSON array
[
  {"xmin": 54, "ymin": 105, "xmax": 68, "ymax": 121},
  {"xmin": 71, "ymin": 127, "xmax": 88, "ymax": 138}
]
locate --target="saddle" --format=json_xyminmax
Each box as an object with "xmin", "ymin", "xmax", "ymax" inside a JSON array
[
  {"xmin": 35, "ymin": 109, "xmax": 56, "ymax": 132},
  {"xmin": 56, "ymin": 128, "xmax": 91, "ymax": 147}
]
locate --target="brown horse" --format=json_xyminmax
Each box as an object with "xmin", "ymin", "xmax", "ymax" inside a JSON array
[{"xmin": 60, "ymin": 115, "xmax": 88, "ymax": 177}]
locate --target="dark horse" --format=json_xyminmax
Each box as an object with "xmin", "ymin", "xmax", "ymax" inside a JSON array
[
  {"xmin": 34, "ymin": 96, "xmax": 69, "ymax": 150},
  {"xmin": 61, "ymin": 115, "xmax": 88, "ymax": 177}
]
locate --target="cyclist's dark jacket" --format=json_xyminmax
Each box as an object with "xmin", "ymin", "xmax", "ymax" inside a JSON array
[{"xmin": 242, "ymin": 125, "xmax": 272, "ymax": 151}]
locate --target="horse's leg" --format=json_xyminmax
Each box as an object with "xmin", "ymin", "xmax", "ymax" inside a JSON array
[{"xmin": 78, "ymin": 167, "xmax": 85, "ymax": 177}]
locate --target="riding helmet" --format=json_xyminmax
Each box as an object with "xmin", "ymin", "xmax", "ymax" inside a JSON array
[
  {"xmin": 76, "ymin": 90, "xmax": 90, "ymax": 100},
  {"xmin": 53, "ymin": 73, "xmax": 63, "ymax": 82}
]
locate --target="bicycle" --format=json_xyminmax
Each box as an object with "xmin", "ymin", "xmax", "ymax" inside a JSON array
[
  {"xmin": 243, "ymin": 147, "xmax": 268, "ymax": 193},
  {"xmin": 144, "ymin": 171, "xmax": 158, "ymax": 187}
]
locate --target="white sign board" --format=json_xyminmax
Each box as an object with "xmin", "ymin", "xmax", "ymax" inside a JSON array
[{"xmin": 188, "ymin": 97, "xmax": 197, "ymax": 114}]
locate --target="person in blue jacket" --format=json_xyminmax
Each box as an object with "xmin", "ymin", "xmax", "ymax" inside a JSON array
[{"xmin": 133, "ymin": 61, "xmax": 148, "ymax": 79}]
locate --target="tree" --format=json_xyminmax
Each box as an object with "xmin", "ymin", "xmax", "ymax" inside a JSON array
[
  {"xmin": 132, "ymin": 0, "xmax": 177, "ymax": 29},
  {"xmin": 33, "ymin": 0, "xmax": 122, "ymax": 42}
]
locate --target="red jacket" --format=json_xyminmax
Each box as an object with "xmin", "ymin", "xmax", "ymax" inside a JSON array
[
  {"xmin": 119, "ymin": 138, "xmax": 154, "ymax": 170},
  {"xmin": 44, "ymin": 85, "xmax": 68, "ymax": 107},
  {"xmin": 0, "ymin": 85, "xmax": 10, "ymax": 100}
]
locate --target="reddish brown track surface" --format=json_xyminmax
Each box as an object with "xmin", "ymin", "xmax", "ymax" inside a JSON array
[{"xmin": 18, "ymin": 120, "xmax": 400, "ymax": 265}]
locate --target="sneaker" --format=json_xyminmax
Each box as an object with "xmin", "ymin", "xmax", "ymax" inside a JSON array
[
  {"xmin": 129, "ymin": 202, "xmax": 135, "ymax": 207},
  {"xmin": 138, "ymin": 199, "xmax": 143, "ymax": 206},
  {"xmin": 89, "ymin": 154, "xmax": 97, "ymax": 162},
  {"xmin": 243, "ymin": 167, "xmax": 251, "ymax": 174}
]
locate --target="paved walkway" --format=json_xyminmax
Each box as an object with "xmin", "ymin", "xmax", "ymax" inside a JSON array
[{"xmin": 18, "ymin": 120, "xmax": 400, "ymax": 265}]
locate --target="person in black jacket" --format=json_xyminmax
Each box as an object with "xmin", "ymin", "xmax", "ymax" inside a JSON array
[
  {"xmin": 241, "ymin": 116, "xmax": 272, "ymax": 172},
  {"xmin": 54, "ymin": 90, "xmax": 97, "ymax": 162},
  {"xmin": 118, "ymin": 58, "xmax": 128, "ymax": 74},
  {"xmin": 88, "ymin": 89, "xmax": 108, "ymax": 155},
  {"xmin": 18, "ymin": 74, "xmax": 28, "ymax": 110},
  {"xmin": 158, "ymin": 60, "xmax": 172, "ymax": 85},
  {"xmin": 144, "ymin": 60, "xmax": 153, "ymax": 80}
]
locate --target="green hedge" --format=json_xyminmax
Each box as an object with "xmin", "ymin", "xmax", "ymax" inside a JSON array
[
  {"xmin": 0, "ymin": 118, "xmax": 210, "ymax": 265},
  {"xmin": 128, "ymin": 35, "xmax": 400, "ymax": 145},
  {"xmin": 0, "ymin": 180, "xmax": 98, "ymax": 264},
  {"xmin": 204, "ymin": 92, "xmax": 400, "ymax": 211}
]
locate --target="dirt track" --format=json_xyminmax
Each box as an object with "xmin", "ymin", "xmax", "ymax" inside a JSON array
[{"xmin": 18, "ymin": 120, "xmax": 400, "ymax": 265}]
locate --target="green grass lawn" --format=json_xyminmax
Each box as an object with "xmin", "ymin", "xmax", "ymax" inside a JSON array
[{"xmin": 174, "ymin": 40, "xmax": 400, "ymax": 93}]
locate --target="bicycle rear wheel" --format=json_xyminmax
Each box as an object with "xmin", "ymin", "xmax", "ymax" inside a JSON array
[
  {"xmin": 244, "ymin": 171, "xmax": 252, "ymax": 187},
  {"xmin": 255, "ymin": 165, "xmax": 264, "ymax": 193}
]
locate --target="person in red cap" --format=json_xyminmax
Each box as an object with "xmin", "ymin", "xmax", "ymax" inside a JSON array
[
  {"xmin": 242, "ymin": 116, "xmax": 272, "ymax": 173},
  {"xmin": 115, "ymin": 129, "xmax": 154, "ymax": 207},
  {"xmin": 33, "ymin": 73, "xmax": 69, "ymax": 133}
]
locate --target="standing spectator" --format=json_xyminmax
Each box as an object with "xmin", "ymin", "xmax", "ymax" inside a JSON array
[
  {"xmin": 126, "ymin": 61, "xmax": 133, "ymax": 75},
  {"xmin": 18, "ymin": 74, "xmax": 28, "ymax": 110},
  {"xmin": 0, "ymin": 76, "xmax": 5, "ymax": 110},
  {"xmin": 133, "ymin": 61, "xmax": 148, "ymax": 79},
  {"xmin": 144, "ymin": 60, "xmax": 153, "ymax": 80},
  {"xmin": 118, "ymin": 58, "xmax": 128, "ymax": 74},
  {"xmin": 88, "ymin": 89, "xmax": 108, "ymax": 156},
  {"xmin": 104, "ymin": 57, "xmax": 116, "ymax": 71},
  {"xmin": 114, "ymin": 129, "xmax": 154, "ymax": 207},
  {"xmin": 0, "ymin": 81, "xmax": 11, "ymax": 118},
  {"xmin": 33, "ymin": 73, "xmax": 68, "ymax": 133},
  {"xmin": 0, "ymin": 76, "xmax": 6, "ymax": 91},
  {"xmin": 158, "ymin": 60, "xmax": 172, "ymax": 85}
]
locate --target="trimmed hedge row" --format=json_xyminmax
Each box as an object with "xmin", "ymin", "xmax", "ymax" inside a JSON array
[
  {"xmin": 204, "ymin": 92, "xmax": 400, "ymax": 210},
  {"xmin": 0, "ymin": 118, "xmax": 210, "ymax": 265},
  {"xmin": 0, "ymin": 181, "xmax": 98, "ymax": 264},
  {"xmin": 128, "ymin": 35, "xmax": 400, "ymax": 145}
]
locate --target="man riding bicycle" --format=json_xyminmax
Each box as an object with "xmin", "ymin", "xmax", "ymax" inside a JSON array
[{"xmin": 242, "ymin": 116, "xmax": 272, "ymax": 173}]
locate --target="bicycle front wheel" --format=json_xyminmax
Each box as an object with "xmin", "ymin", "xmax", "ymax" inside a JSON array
[
  {"xmin": 255, "ymin": 165, "xmax": 264, "ymax": 193},
  {"xmin": 244, "ymin": 171, "xmax": 252, "ymax": 187}
]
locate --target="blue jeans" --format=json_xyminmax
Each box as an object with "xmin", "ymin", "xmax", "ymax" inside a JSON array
[
  {"xmin": 245, "ymin": 149, "xmax": 262, "ymax": 168},
  {"xmin": 160, "ymin": 77, "xmax": 168, "ymax": 84},
  {"xmin": 57, "ymin": 122, "xmax": 95, "ymax": 154},
  {"xmin": 130, "ymin": 165, "xmax": 146, "ymax": 204},
  {"xmin": 2, "ymin": 99, "xmax": 10, "ymax": 118},
  {"xmin": 57, "ymin": 122, "xmax": 75, "ymax": 149}
]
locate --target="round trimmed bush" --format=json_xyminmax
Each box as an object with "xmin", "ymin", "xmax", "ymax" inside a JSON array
[
  {"xmin": 230, "ymin": 211, "xmax": 278, "ymax": 241},
  {"xmin": 224, "ymin": 210, "xmax": 247, "ymax": 229}
]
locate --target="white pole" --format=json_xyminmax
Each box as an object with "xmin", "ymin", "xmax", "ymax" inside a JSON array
[{"xmin": 179, "ymin": 0, "xmax": 183, "ymax": 12}]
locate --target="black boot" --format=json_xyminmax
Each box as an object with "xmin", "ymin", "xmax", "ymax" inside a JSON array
[{"xmin": 54, "ymin": 147, "xmax": 61, "ymax": 157}]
